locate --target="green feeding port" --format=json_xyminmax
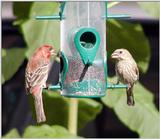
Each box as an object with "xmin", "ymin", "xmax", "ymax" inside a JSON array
[
  {"xmin": 74, "ymin": 27, "xmax": 100, "ymax": 65},
  {"xmin": 80, "ymin": 32, "xmax": 96, "ymax": 49}
]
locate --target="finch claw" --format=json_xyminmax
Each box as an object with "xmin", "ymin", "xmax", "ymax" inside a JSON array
[
  {"xmin": 127, "ymin": 101, "xmax": 135, "ymax": 106},
  {"xmin": 46, "ymin": 83, "xmax": 51, "ymax": 89}
]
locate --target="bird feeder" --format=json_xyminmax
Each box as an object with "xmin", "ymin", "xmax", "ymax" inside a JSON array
[{"xmin": 36, "ymin": 2, "xmax": 129, "ymax": 98}]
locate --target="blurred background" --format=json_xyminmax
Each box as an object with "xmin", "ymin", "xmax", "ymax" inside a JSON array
[{"xmin": 2, "ymin": 1, "xmax": 159, "ymax": 138}]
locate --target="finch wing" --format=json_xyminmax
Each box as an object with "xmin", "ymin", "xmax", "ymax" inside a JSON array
[
  {"xmin": 25, "ymin": 63, "xmax": 49, "ymax": 94},
  {"xmin": 25, "ymin": 80, "xmax": 30, "ymax": 95},
  {"xmin": 135, "ymin": 65, "xmax": 139, "ymax": 81}
]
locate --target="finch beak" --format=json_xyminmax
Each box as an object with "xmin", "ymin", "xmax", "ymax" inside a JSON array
[
  {"xmin": 111, "ymin": 52, "xmax": 119, "ymax": 59},
  {"xmin": 50, "ymin": 49, "xmax": 56, "ymax": 56}
]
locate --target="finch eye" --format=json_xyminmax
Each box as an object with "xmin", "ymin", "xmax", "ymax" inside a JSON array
[
  {"xmin": 119, "ymin": 51, "xmax": 122, "ymax": 54},
  {"xmin": 49, "ymin": 47, "xmax": 53, "ymax": 51}
]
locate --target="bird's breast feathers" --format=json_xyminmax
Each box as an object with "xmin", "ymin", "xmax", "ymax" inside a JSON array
[
  {"xmin": 25, "ymin": 63, "xmax": 49, "ymax": 94},
  {"xmin": 116, "ymin": 60, "xmax": 138, "ymax": 84}
]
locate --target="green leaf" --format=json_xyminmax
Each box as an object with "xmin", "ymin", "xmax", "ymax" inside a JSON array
[
  {"xmin": 107, "ymin": 2, "xmax": 120, "ymax": 9},
  {"xmin": 3, "ymin": 129, "xmax": 20, "ymax": 138},
  {"xmin": 29, "ymin": 92, "xmax": 102, "ymax": 130},
  {"xmin": 2, "ymin": 48, "xmax": 6, "ymax": 57},
  {"xmin": 138, "ymin": 2, "xmax": 160, "ymax": 18},
  {"xmin": 78, "ymin": 98, "xmax": 102, "ymax": 129},
  {"xmin": 29, "ymin": 2, "xmax": 59, "ymax": 17},
  {"xmin": 23, "ymin": 124, "xmax": 79, "ymax": 138},
  {"xmin": 107, "ymin": 20, "xmax": 151, "ymax": 73},
  {"xmin": 101, "ymin": 78, "xmax": 160, "ymax": 138},
  {"xmin": 2, "ymin": 48, "xmax": 26, "ymax": 84},
  {"xmin": 13, "ymin": 2, "xmax": 33, "ymax": 25},
  {"xmin": 21, "ymin": 2, "xmax": 60, "ymax": 58}
]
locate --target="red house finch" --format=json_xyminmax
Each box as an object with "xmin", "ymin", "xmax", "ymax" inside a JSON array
[
  {"xmin": 111, "ymin": 48, "xmax": 139, "ymax": 106},
  {"xmin": 25, "ymin": 45, "xmax": 56, "ymax": 123}
]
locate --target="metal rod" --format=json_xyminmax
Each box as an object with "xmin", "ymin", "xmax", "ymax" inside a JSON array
[
  {"xmin": 59, "ymin": 2, "xmax": 66, "ymax": 16},
  {"xmin": 105, "ymin": 2, "xmax": 108, "ymax": 18},
  {"xmin": 48, "ymin": 84, "xmax": 61, "ymax": 90},
  {"xmin": 35, "ymin": 15, "xmax": 65, "ymax": 20},
  {"xmin": 106, "ymin": 14, "xmax": 130, "ymax": 19},
  {"xmin": 107, "ymin": 84, "xmax": 128, "ymax": 89}
]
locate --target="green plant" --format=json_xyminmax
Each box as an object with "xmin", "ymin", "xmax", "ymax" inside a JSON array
[{"xmin": 3, "ymin": 2, "xmax": 159, "ymax": 138}]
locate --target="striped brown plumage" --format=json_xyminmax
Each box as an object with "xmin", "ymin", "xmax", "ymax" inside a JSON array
[
  {"xmin": 25, "ymin": 45, "xmax": 56, "ymax": 123},
  {"xmin": 111, "ymin": 48, "xmax": 139, "ymax": 106}
]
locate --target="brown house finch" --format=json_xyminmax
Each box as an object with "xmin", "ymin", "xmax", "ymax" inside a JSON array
[
  {"xmin": 111, "ymin": 48, "xmax": 139, "ymax": 106},
  {"xmin": 25, "ymin": 45, "xmax": 56, "ymax": 123}
]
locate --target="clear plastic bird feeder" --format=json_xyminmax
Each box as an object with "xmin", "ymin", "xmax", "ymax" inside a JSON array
[
  {"xmin": 60, "ymin": 2, "xmax": 106, "ymax": 97},
  {"xmin": 36, "ymin": 2, "xmax": 129, "ymax": 98}
]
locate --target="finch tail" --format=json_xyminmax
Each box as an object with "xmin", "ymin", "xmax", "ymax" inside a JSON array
[
  {"xmin": 126, "ymin": 86, "xmax": 135, "ymax": 106},
  {"xmin": 34, "ymin": 93, "xmax": 46, "ymax": 123}
]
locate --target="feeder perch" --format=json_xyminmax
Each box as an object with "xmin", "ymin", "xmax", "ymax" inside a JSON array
[{"xmin": 36, "ymin": 2, "xmax": 129, "ymax": 98}]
